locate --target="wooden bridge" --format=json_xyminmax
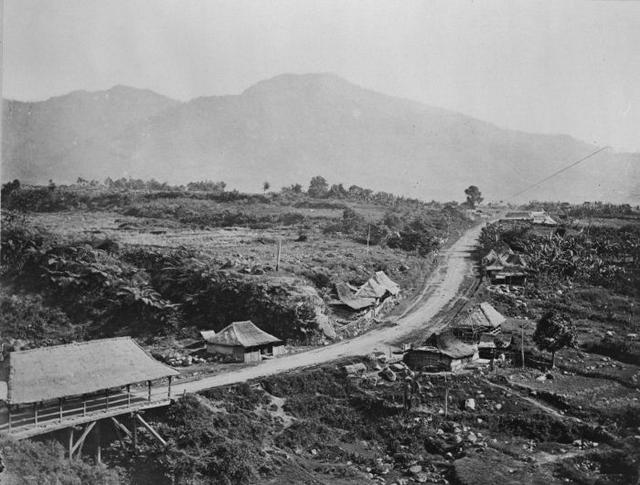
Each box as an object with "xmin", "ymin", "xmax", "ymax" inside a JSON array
[
  {"xmin": 0, "ymin": 337, "xmax": 179, "ymax": 456},
  {"xmin": 0, "ymin": 382, "xmax": 173, "ymax": 440}
]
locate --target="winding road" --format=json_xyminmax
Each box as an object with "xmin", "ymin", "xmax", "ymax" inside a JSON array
[
  {"xmin": 171, "ymin": 223, "xmax": 484, "ymax": 395},
  {"xmin": 2, "ymin": 223, "xmax": 483, "ymax": 439}
]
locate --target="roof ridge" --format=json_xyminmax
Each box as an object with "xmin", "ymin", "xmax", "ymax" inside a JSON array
[{"xmin": 9, "ymin": 336, "xmax": 134, "ymax": 355}]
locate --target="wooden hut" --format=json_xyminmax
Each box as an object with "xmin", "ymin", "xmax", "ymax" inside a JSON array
[
  {"xmin": 404, "ymin": 334, "xmax": 478, "ymax": 372},
  {"xmin": 478, "ymin": 332, "xmax": 513, "ymax": 359},
  {"xmin": 204, "ymin": 321, "xmax": 284, "ymax": 363},
  {"xmin": 452, "ymin": 302, "xmax": 505, "ymax": 344}
]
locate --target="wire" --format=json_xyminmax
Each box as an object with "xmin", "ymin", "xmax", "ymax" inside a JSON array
[{"xmin": 508, "ymin": 146, "xmax": 610, "ymax": 201}]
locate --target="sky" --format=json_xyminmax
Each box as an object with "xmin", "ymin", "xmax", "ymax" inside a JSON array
[{"xmin": 3, "ymin": 0, "xmax": 640, "ymax": 152}]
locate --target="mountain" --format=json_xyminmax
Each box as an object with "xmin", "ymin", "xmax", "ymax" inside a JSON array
[
  {"xmin": 2, "ymin": 85, "xmax": 180, "ymax": 182},
  {"xmin": 2, "ymin": 74, "xmax": 638, "ymax": 202}
]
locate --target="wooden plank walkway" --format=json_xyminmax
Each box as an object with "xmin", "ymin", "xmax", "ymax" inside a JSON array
[{"xmin": 0, "ymin": 387, "xmax": 171, "ymax": 440}]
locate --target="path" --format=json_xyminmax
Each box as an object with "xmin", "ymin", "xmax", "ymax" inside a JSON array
[
  {"xmin": 481, "ymin": 377, "xmax": 584, "ymax": 424},
  {"xmin": 171, "ymin": 223, "xmax": 484, "ymax": 396}
]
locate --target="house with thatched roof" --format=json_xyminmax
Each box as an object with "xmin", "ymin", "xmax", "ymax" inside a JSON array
[
  {"xmin": 478, "ymin": 332, "xmax": 513, "ymax": 359},
  {"xmin": 0, "ymin": 337, "xmax": 178, "ymax": 407},
  {"xmin": 333, "ymin": 271, "xmax": 401, "ymax": 312},
  {"xmin": 404, "ymin": 333, "xmax": 478, "ymax": 372},
  {"xmin": 452, "ymin": 302, "xmax": 506, "ymax": 344},
  {"xmin": 482, "ymin": 249, "xmax": 527, "ymax": 285},
  {"xmin": 204, "ymin": 321, "xmax": 285, "ymax": 363}
]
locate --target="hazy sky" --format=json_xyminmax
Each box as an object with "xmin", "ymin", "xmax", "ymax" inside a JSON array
[{"xmin": 3, "ymin": 0, "xmax": 640, "ymax": 151}]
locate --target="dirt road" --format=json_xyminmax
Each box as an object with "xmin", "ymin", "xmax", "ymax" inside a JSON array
[{"xmin": 172, "ymin": 223, "xmax": 484, "ymax": 396}]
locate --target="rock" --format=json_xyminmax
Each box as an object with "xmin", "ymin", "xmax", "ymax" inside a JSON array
[
  {"xmin": 495, "ymin": 403, "xmax": 502, "ymax": 411},
  {"xmin": 408, "ymin": 465, "xmax": 422, "ymax": 475},
  {"xmin": 391, "ymin": 363, "xmax": 406, "ymax": 372},
  {"xmin": 464, "ymin": 398, "xmax": 476, "ymax": 410},
  {"xmin": 467, "ymin": 432, "xmax": 478, "ymax": 443},
  {"xmin": 415, "ymin": 472, "xmax": 429, "ymax": 483},
  {"xmin": 380, "ymin": 367, "xmax": 397, "ymax": 382},
  {"xmin": 344, "ymin": 363, "xmax": 367, "ymax": 375},
  {"xmin": 536, "ymin": 375, "xmax": 547, "ymax": 382}
]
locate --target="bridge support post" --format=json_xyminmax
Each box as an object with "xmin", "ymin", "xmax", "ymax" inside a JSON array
[
  {"xmin": 58, "ymin": 399, "xmax": 63, "ymax": 422},
  {"xmin": 168, "ymin": 376, "xmax": 172, "ymax": 399},
  {"xmin": 94, "ymin": 420, "xmax": 102, "ymax": 464},
  {"xmin": 70, "ymin": 421, "xmax": 95, "ymax": 459},
  {"xmin": 147, "ymin": 381, "xmax": 152, "ymax": 402},
  {"xmin": 68, "ymin": 427, "xmax": 74, "ymax": 459},
  {"xmin": 135, "ymin": 413, "xmax": 167, "ymax": 447},
  {"xmin": 132, "ymin": 413, "xmax": 138, "ymax": 453},
  {"xmin": 34, "ymin": 403, "xmax": 38, "ymax": 426},
  {"xmin": 127, "ymin": 385, "xmax": 131, "ymax": 407}
]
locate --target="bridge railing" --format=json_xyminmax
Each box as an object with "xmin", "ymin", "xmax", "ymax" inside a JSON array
[{"xmin": 0, "ymin": 380, "xmax": 173, "ymax": 436}]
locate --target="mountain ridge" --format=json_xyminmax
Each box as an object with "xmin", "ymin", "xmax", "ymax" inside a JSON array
[{"xmin": 2, "ymin": 74, "xmax": 638, "ymax": 203}]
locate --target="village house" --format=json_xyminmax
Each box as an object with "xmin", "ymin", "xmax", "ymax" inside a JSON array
[
  {"xmin": 482, "ymin": 249, "xmax": 527, "ymax": 285},
  {"xmin": 203, "ymin": 320, "xmax": 285, "ymax": 363},
  {"xmin": 332, "ymin": 271, "xmax": 401, "ymax": 312},
  {"xmin": 477, "ymin": 332, "xmax": 513, "ymax": 360},
  {"xmin": 451, "ymin": 302, "xmax": 505, "ymax": 344},
  {"xmin": 403, "ymin": 333, "xmax": 478, "ymax": 372},
  {"xmin": 500, "ymin": 210, "xmax": 557, "ymax": 226}
]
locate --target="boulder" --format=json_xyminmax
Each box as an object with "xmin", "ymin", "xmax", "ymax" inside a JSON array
[
  {"xmin": 408, "ymin": 465, "xmax": 422, "ymax": 475},
  {"xmin": 380, "ymin": 367, "xmax": 397, "ymax": 382},
  {"xmin": 464, "ymin": 398, "xmax": 476, "ymax": 411},
  {"xmin": 344, "ymin": 363, "xmax": 367, "ymax": 375}
]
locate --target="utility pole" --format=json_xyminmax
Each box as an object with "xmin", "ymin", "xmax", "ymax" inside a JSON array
[
  {"xmin": 522, "ymin": 276, "xmax": 527, "ymax": 369},
  {"xmin": 444, "ymin": 374, "xmax": 449, "ymax": 417},
  {"xmin": 366, "ymin": 224, "xmax": 371, "ymax": 253},
  {"xmin": 275, "ymin": 238, "xmax": 282, "ymax": 272}
]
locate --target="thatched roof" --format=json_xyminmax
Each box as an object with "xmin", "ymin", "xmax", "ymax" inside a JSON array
[
  {"xmin": 335, "ymin": 282, "xmax": 376, "ymax": 310},
  {"xmin": 356, "ymin": 278, "xmax": 387, "ymax": 299},
  {"xmin": 207, "ymin": 321, "xmax": 282, "ymax": 348},
  {"xmin": 199, "ymin": 330, "xmax": 217, "ymax": 342},
  {"xmin": 374, "ymin": 271, "xmax": 401, "ymax": 296},
  {"xmin": 478, "ymin": 332, "xmax": 513, "ymax": 349},
  {"xmin": 456, "ymin": 302, "xmax": 505, "ymax": 329},
  {"xmin": 356, "ymin": 271, "xmax": 400, "ymax": 299},
  {"xmin": 434, "ymin": 333, "xmax": 478, "ymax": 359},
  {"xmin": 3, "ymin": 337, "xmax": 178, "ymax": 405}
]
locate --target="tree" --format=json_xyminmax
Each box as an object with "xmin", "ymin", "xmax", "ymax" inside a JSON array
[
  {"xmin": 533, "ymin": 311, "xmax": 577, "ymax": 368},
  {"xmin": 262, "ymin": 181, "xmax": 270, "ymax": 193},
  {"xmin": 464, "ymin": 185, "xmax": 483, "ymax": 208},
  {"xmin": 308, "ymin": 176, "xmax": 329, "ymax": 198}
]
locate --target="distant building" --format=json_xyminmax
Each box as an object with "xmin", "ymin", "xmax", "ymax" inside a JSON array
[
  {"xmin": 482, "ymin": 249, "xmax": 527, "ymax": 285},
  {"xmin": 203, "ymin": 321, "xmax": 285, "ymax": 363},
  {"xmin": 404, "ymin": 333, "xmax": 478, "ymax": 372},
  {"xmin": 501, "ymin": 210, "xmax": 557, "ymax": 226}
]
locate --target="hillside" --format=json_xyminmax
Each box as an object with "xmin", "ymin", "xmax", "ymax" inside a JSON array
[{"xmin": 3, "ymin": 73, "xmax": 639, "ymax": 202}]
